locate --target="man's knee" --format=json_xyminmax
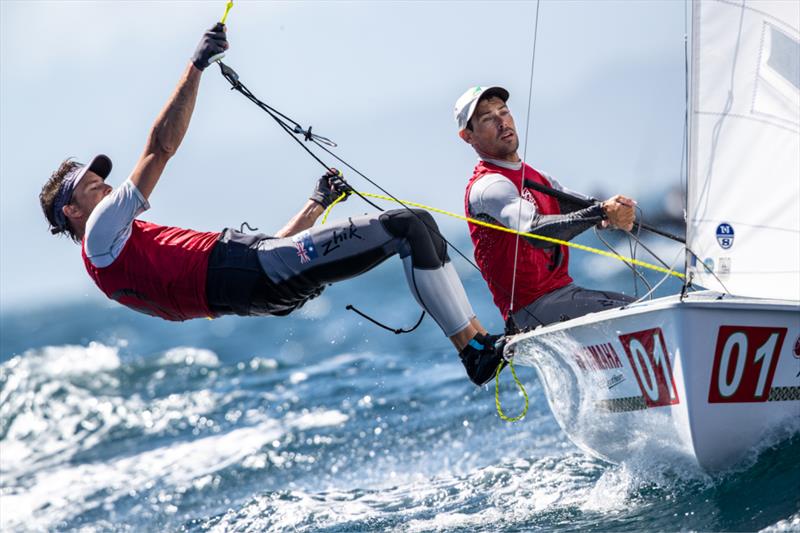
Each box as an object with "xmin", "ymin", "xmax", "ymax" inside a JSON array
[
  {"xmin": 379, "ymin": 209, "xmax": 439, "ymax": 241},
  {"xmin": 379, "ymin": 209, "xmax": 447, "ymax": 268}
]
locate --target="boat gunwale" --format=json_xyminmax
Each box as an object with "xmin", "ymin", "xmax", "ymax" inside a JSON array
[{"xmin": 507, "ymin": 290, "xmax": 800, "ymax": 351}]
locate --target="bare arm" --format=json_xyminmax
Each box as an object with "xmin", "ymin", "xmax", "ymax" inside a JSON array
[
  {"xmin": 274, "ymin": 170, "xmax": 350, "ymax": 237},
  {"xmin": 274, "ymin": 201, "xmax": 325, "ymax": 238},
  {"xmin": 128, "ymin": 23, "xmax": 227, "ymax": 200},
  {"xmin": 129, "ymin": 64, "xmax": 202, "ymax": 200}
]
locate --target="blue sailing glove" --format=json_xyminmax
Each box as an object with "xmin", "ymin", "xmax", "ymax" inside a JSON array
[{"xmin": 191, "ymin": 23, "xmax": 229, "ymax": 71}]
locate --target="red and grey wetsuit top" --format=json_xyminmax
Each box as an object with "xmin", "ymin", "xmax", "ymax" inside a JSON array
[
  {"xmin": 80, "ymin": 179, "xmax": 220, "ymax": 321},
  {"xmin": 464, "ymin": 159, "xmax": 573, "ymax": 319}
]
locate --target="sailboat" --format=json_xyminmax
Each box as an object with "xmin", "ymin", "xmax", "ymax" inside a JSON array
[{"xmin": 507, "ymin": 0, "xmax": 800, "ymax": 471}]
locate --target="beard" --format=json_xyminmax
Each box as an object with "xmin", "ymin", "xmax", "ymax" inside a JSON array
[{"xmin": 493, "ymin": 132, "xmax": 519, "ymax": 157}]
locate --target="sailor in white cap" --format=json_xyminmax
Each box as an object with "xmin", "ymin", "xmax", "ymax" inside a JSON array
[{"xmin": 455, "ymin": 86, "xmax": 638, "ymax": 331}]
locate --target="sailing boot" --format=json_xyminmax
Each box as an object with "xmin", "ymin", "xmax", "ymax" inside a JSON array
[{"xmin": 458, "ymin": 333, "xmax": 507, "ymax": 386}]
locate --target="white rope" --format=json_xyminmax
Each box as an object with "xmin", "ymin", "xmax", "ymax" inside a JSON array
[{"xmin": 509, "ymin": 0, "xmax": 542, "ymax": 316}]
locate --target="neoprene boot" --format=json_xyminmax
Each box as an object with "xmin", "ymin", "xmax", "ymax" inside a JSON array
[{"xmin": 458, "ymin": 333, "xmax": 507, "ymax": 386}]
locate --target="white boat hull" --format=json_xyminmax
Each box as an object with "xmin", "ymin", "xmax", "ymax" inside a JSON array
[{"xmin": 507, "ymin": 291, "xmax": 800, "ymax": 471}]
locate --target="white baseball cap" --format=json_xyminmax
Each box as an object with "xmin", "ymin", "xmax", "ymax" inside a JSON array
[{"xmin": 453, "ymin": 86, "xmax": 510, "ymax": 132}]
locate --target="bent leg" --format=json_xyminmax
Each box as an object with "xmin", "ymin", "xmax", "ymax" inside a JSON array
[
  {"xmin": 256, "ymin": 210, "xmax": 477, "ymax": 339},
  {"xmin": 379, "ymin": 210, "xmax": 476, "ymax": 337}
]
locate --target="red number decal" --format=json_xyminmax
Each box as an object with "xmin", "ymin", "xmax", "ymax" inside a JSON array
[
  {"xmin": 708, "ymin": 326, "xmax": 787, "ymax": 403},
  {"xmin": 618, "ymin": 328, "xmax": 679, "ymax": 407}
]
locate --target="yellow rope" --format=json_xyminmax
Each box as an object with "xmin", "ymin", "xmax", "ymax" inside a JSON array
[
  {"xmin": 320, "ymin": 192, "xmax": 347, "ymax": 225},
  {"xmin": 321, "ymin": 189, "xmax": 685, "ymax": 423},
  {"xmin": 353, "ymin": 191, "xmax": 684, "ymax": 279},
  {"xmin": 220, "ymin": 0, "xmax": 234, "ymax": 24},
  {"xmin": 494, "ymin": 359, "xmax": 529, "ymax": 422}
]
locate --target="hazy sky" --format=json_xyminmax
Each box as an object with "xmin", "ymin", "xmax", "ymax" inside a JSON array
[{"xmin": 0, "ymin": 0, "xmax": 687, "ymax": 310}]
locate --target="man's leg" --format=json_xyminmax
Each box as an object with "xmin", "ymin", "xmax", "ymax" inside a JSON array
[
  {"xmin": 512, "ymin": 283, "xmax": 635, "ymax": 330},
  {"xmin": 255, "ymin": 209, "xmax": 484, "ymax": 348}
]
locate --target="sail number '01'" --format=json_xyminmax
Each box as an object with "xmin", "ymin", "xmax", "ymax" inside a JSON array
[
  {"xmin": 618, "ymin": 328, "xmax": 679, "ymax": 407},
  {"xmin": 708, "ymin": 326, "xmax": 787, "ymax": 403}
]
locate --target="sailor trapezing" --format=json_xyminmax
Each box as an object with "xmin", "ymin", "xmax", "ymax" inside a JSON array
[{"xmin": 39, "ymin": 20, "xmax": 507, "ymax": 389}]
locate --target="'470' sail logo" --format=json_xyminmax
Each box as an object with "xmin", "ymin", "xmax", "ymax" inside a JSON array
[{"xmin": 618, "ymin": 328, "xmax": 680, "ymax": 407}]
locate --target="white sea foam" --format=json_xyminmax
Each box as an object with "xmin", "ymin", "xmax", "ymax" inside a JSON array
[
  {"xmin": 760, "ymin": 512, "xmax": 800, "ymax": 533},
  {"xmin": 1, "ymin": 420, "xmax": 284, "ymax": 531},
  {"xmin": 159, "ymin": 346, "xmax": 220, "ymax": 367},
  {"xmin": 1, "ymin": 343, "xmax": 121, "ymax": 474},
  {"xmin": 407, "ymin": 512, "xmax": 482, "ymax": 532},
  {"xmin": 246, "ymin": 356, "xmax": 279, "ymax": 371},
  {"xmin": 6, "ymin": 342, "xmax": 122, "ymax": 379},
  {"xmin": 206, "ymin": 453, "xmax": 611, "ymax": 533},
  {"xmin": 1, "ymin": 343, "xmax": 355, "ymax": 533},
  {"xmin": 0, "ymin": 342, "xmax": 251, "ymax": 531},
  {"xmin": 1, "ymin": 347, "xmax": 229, "ymax": 481},
  {"xmin": 291, "ymin": 351, "xmax": 369, "ymax": 381},
  {"xmin": 286, "ymin": 408, "xmax": 349, "ymax": 431},
  {"xmin": 289, "ymin": 371, "xmax": 308, "ymax": 384},
  {"xmin": 208, "ymin": 489, "xmax": 376, "ymax": 532}
]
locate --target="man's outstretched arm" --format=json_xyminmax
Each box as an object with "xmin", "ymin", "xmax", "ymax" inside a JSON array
[
  {"xmin": 129, "ymin": 24, "xmax": 228, "ymax": 200},
  {"xmin": 274, "ymin": 201, "xmax": 325, "ymax": 238}
]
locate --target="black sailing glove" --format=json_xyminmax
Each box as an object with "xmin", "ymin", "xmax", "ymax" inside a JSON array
[
  {"xmin": 310, "ymin": 169, "xmax": 352, "ymax": 208},
  {"xmin": 329, "ymin": 172, "xmax": 353, "ymax": 199},
  {"xmin": 191, "ymin": 23, "xmax": 229, "ymax": 71}
]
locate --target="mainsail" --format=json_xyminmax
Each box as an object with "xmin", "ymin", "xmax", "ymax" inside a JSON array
[{"xmin": 687, "ymin": 0, "xmax": 800, "ymax": 301}]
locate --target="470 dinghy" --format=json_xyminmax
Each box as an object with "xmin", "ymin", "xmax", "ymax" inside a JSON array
[{"xmin": 507, "ymin": 0, "xmax": 800, "ymax": 471}]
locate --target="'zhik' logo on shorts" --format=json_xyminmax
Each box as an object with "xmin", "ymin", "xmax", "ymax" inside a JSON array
[
  {"xmin": 292, "ymin": 231, "xmax": 318, "ymax": 264},
  {"xmin": 716, "ymin": 223, "xmax": 734, "ymax": 249}
]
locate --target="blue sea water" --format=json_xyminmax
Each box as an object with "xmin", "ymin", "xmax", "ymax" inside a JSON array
[{"xmin": 1, "ymin": 231, "xmax": 799, "ymax": 532}]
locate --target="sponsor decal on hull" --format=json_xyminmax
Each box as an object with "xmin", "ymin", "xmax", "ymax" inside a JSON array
[
  {"xmin": 579, "ymin": 328, "xmax": 679, "ymax": 412},
  {"xmin": 587, "ymin": 326, "xmax": 797, "ymax": 415},
  {"xmin": 794, "ymin": 335, "xmax": 800, "ymax": 378},
  {"xmin": 573, "ymin": 342, "xmax": 623, "ymax": 372},
  {"xmin": 606, "ymin": 373, "xmax": 625, "ymax": 390}
]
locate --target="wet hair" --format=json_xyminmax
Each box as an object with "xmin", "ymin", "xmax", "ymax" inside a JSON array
[{"xmin": 40, "ymin": 158, "xmax": 81, "ymax": 242}]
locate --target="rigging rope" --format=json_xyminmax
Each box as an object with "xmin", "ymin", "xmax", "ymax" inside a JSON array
[
  {"xmin": 212, "ymin": 0, "xmax": 685, "ymax": 422},
  {"xmin": 495, "ymin": 358, "xmax": 529, "ymax": 422},
  {"xmin": 510, "ymin": 0, "xmax": 543, "ymax": 318},
  {"xmin": 323, "ymin": 191, "xmax": 685, "ymax": 280},
  {"xmin": 217, "ymin": 60, "xmax": 555, "ymax": 332}
]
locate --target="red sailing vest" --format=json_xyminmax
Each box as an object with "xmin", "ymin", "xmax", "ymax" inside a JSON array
[
  {"xmin": 82, "ymin": 220, "xmax": 220, "ymax": 321},
  {"xmin": 465, "ymin": 160, "xmax": 572, "ymax": 318}
]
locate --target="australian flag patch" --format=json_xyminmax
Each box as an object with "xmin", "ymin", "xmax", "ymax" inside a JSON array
[{"xmin": 292, "ymin": 231, "xmax": 318, "ymax": 264}]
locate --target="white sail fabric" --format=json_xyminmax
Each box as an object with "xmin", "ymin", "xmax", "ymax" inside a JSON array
[{"xmin": 687, "ymin": 0, "xmax": 800, "ymax": 301}]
